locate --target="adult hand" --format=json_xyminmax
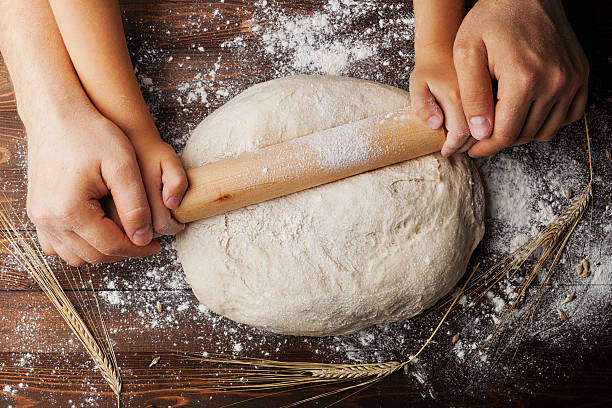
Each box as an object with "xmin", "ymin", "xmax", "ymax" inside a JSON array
[
  {"xmin": 452, "ymin": 0, "xmax": 589, "ymax": 157},
  {"xmin": 26, "ymin": 102, "xmax": 161, "ymax": 266}
]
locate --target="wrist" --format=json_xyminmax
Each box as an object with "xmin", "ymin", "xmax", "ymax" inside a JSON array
[
  {"xmin": 122, "ymin": 117, "xmax": 163, "ymax": 149},
  {"xmin": 17, "ymin": 85, "xmax": 94, "ymax": 134},
  {"xmin": 415, "ymin": 41, "xmax": 454, "ymax": 65}
]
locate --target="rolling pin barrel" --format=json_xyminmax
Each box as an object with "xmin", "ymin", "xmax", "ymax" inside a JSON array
[{"xmin": 172, "ymin": 108, "xmax": 446, "ymax": 224}]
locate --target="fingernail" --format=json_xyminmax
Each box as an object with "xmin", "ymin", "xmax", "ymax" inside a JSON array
[
  {"xmin": 133, "ymin": 225, "xmax": 152, "ymax": 246},
  {"xmin": 427, "ymin": 115, "xmax": 443, "ymax": 129},
  {"xmin": 469, "ymin": 116, "xmax": 490, "ymax": 140},
  {"xmin": 166, "ymin": 196, "xmax": 180, "ymax": 209}
]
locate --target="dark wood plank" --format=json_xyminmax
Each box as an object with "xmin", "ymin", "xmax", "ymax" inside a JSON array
[{"xmin": 0, "ymin": 285, "xmax": 610, "ymax": 406}]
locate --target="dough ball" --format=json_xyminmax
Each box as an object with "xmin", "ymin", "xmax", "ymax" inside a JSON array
[{"xmin": 177, "ymin": 75, "xmax": 484, "ymax": 336}]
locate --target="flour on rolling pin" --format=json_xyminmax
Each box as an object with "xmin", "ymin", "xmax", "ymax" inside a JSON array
[
  {"xmin": 302, "ymin": 121, "xmax": 374, "ymax": 172},
  {"xmin": 303, "ymin": 110, "xmax": 417, "ymax": 172}
]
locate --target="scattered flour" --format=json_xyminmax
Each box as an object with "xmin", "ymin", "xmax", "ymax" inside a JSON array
[{"xmin": 2, "ymin": 1, "xmax": 609, "ymax": 405}]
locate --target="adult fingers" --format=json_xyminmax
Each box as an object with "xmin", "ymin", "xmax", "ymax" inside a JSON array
[
  {"xmin": 46, "ymin": 233, "xmax": 85, "ymax": 267},
  {"xmin": 101, "ymin": 155, "xmax": 153, "ymax": 246},
  {"xmin": 409, "ymin": 75, "xmax": 444, "ymax": 130},
  {"xmin": 37, "ymin": 228, "xmax": 56, "ymax": 256},
  {"xmin": 161, "ymin": 153, "xmax": 188, "ymax": 210},
  {"xmin": 564, "ymin": 84, "xmax": 588, "ymax": 125},
  {"xmin": 454, "ymin": 38, "xmax": 495, "ymax": 141},
  {"xmin": 71, "ymin": 198, "xmax": 161, "ymax": 258},
  {"xmin": 514, "ymin": 97, "xmax": 555, "ymax": 145},
  {"xmin": 60, "ymin": 230, "xmax": 125, "ymax": 264},
  {"xmin": 533, "ymin": 97, "xmax": 574, "ymax": 142},
  {"xmin": 469, "ymin": 72, "xmax": 534, "ymax": 157}
]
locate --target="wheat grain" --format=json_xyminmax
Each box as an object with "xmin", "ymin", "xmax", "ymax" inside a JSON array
[
  {"xmin": 561, "ymin": 293, "xmax": 575, "ymax": 306},
  {"xmin": 309, "ymin": 362, "xmax": 402, "ymax": 379},
  {"xmin": 556, "ymin": 309, "xmax": 568, "ymax": 321},
  {"xmin": 150, "ymin": 356, "xmax": 161, "ymax": 367}
]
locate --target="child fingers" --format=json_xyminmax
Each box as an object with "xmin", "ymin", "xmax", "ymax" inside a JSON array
[
  {"xmin": 409, "ymin": 77, "xmax": 444, "ymax": 129},
  {"xmin": 149, "ymin": 190, "xmax": 184, "ymax": 236},
  {"xmin": 161, "ymin": 155, "xmax": 188, "ymax": 210},
  {"xmin": 141, "ymin": 160, "xmax": 184, "ymax": 236},
  {"xmin": 435, "ymin": 91, "xmax": 470, "ymax": 157}
]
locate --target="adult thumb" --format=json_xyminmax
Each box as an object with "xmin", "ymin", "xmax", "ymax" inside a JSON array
[
  {"xmin": 102, "ymin": 156, "xmax": 153, "ymax": 246},
  {"xmin": 454, "ymin": 39, "xmax": 495, "ymax": 140}
]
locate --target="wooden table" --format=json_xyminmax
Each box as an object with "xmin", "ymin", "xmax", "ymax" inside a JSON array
[{"xmin": 1, "ymin": 1, "xmax": 611, "ymax": 406}]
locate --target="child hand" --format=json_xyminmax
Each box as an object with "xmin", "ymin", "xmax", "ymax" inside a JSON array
[
  {"xmin": 130, "ymin": 132, "xmax": 188, "ymax": 237},
  {"xmin": 26, "ymin": 103, "xmax": 161, "ymax": 266},
  {"xmin": 409, "ymin": 51, "xmax": 473, "ymax": 157}
]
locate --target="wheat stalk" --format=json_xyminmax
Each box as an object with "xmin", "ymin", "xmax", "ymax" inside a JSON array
[
  {"xmin": 455, "ymin": 115, "xmax": 594, "ymax": 362},
  {"xmin": 174, "ymin": 264, "xmax": 478, "ymax": 407},
  {"xmin": 0, "ymin": 205, "xmax": 122, "ymax": 406}
]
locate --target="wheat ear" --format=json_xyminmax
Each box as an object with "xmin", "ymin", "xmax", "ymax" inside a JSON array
[
  {"xmin": 174, "ymin": 264, "xmax": 478, "ymax": 407},
  {"xmin": 0, "ymin": 204, "xmax": 122, "ymax": 405},
  {"xmin": 461, "ymin": 115, "xmax": 594, "ymax": 361}
]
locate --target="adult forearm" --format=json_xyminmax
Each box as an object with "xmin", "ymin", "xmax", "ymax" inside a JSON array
[
  {"xmin": 414, "ymin": 0, "xmax": 466, "ymax": 58},
  {"xmin": 49, "ymin": 0, "xmax": 156, "ymax": 143},
  {"xmin": 0, "ymin": 0, "xmax": 91, "ymax": 129}
]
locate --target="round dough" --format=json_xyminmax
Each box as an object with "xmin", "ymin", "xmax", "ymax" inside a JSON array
[{"xmin": 177, "ymin": 75, "xmax": 484, "ymax": 336}]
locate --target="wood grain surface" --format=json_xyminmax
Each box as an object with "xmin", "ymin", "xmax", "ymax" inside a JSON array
[{"xmin": 1, "ymin": 1, "xmax": 611, "ymax": 407}]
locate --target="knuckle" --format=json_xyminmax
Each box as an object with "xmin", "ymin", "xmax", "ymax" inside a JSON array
[
  {"xmin": 453, "ymin": 41, "xmax": 474, "ymax": 63},
  {"xmin": 166, "ymin": 173, "xmax": 189, "ymax": 194},
  {"xmin": 99, "ymin": 240, "xmax": 125, "ymax": 257},
  {"xmin": 494, "ymin": 130, "xmax": 517, "ymax": 146},
  {"xmin": 42, "ymin": 246, "xmax": 55, "ymax": 256},
  {"xmin": 176, "ymin": 177, "xmax": 189, "ymax": 193},
  {"xmin": 27, "ymin": 206, "xmax": 48, "ymax": 226},
  {"xmin": 549, "ymin": 66, "xmax": 568, "ymax": 89},
  {"xmin": 89, "ymin": 253, "xmax": 105, "ymax": 264},
  {"xmin": 54, "ymin": 207, "xmax": 77, "ymax": 226},
  {"xmin": 123, "ymin": 205, "xmax": 150, "ymax": 225},
  {"xmin": 108, "ymin": 158, "xmax": 135, "ymax": 177},
  {"xmin": 516, "ymin": 67, "xmax": 537, "ymax": 96},
  {"xmin": 414, "ymin": 104, "xmax": 434, "ymax": 120},
  {"xmin": 153, "ymin": 217, "xmax": 172, "ymax": 235},
  {"xmin": 447, "ymin": 88, "xmax": 462, "ymax": 105}
]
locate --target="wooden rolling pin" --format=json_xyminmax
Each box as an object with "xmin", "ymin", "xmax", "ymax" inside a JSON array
[{"xmin": 172, "ymin": 108, "xmax": 446, "ymax": 223}]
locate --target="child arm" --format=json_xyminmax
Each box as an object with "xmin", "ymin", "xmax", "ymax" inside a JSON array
[
  {"xmin": 48, "ymin": 0, "xmax": 187, "ymax": 235},
  {"xmin": 410, "ymin": 0, "xmax": 474, "ymax": 156}
]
